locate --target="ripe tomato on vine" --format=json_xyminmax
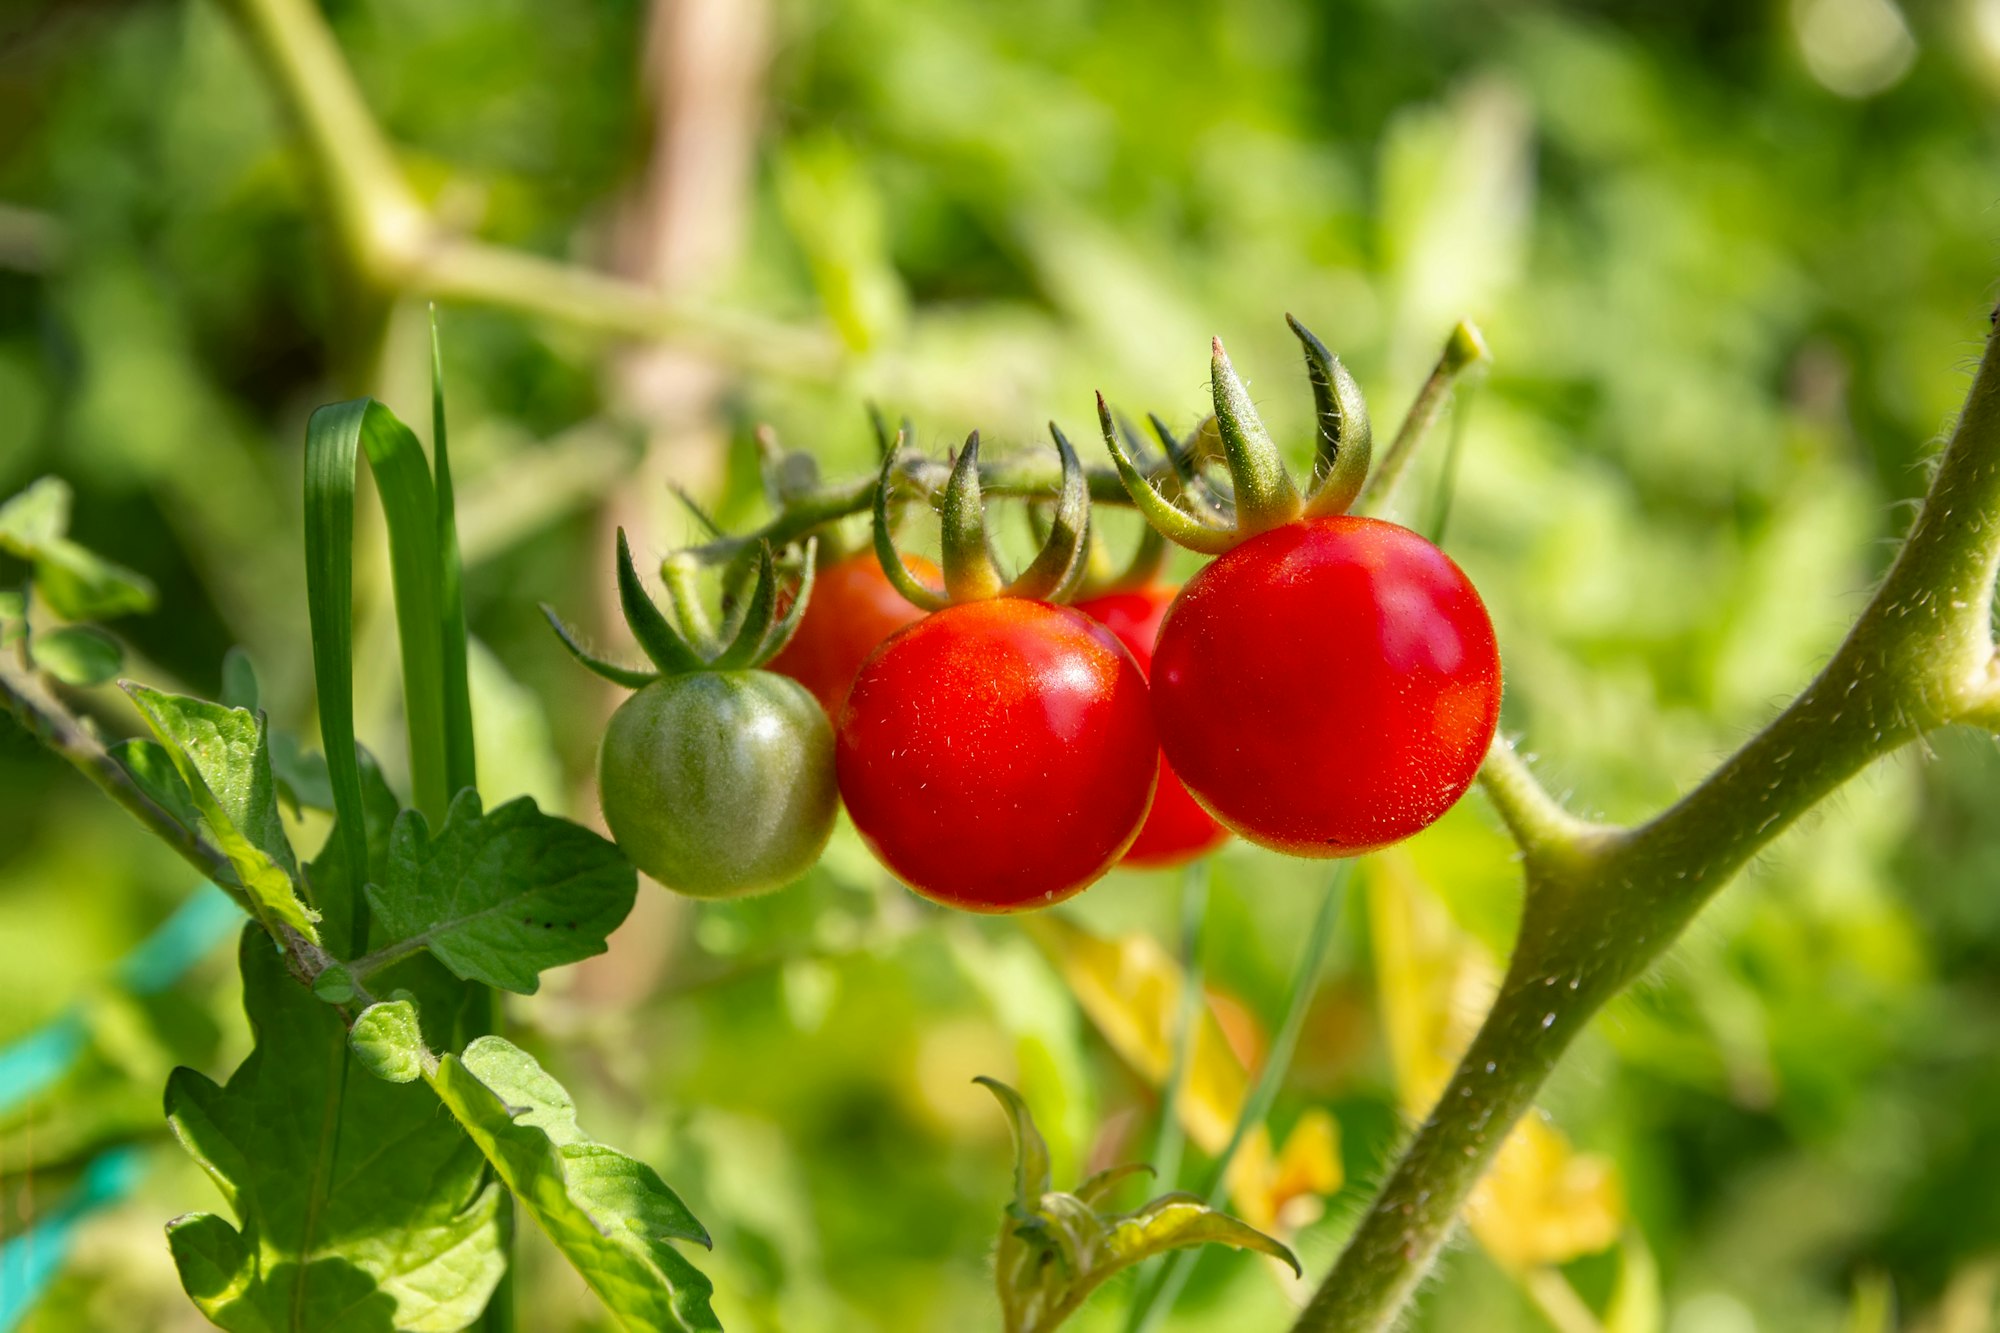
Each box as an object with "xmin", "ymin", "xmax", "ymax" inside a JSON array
[
  {"xmin": 1151, "ymin": 516, "xmax": 1499, "ymax": 856},
  {"xmin": 837, "ymin": 597, "xmax": 1158, "ymax": 910}
]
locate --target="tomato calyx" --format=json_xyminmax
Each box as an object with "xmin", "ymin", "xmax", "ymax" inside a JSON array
[
  {"xmin": 872, "ymin": 421, "xmax": 1092, "ymax": 610},
  {"xmin": 541, "ymin": 530, "xmax": 818, "ymax": 686},
  {"xmin": 1099, "ymin": 316, "xmax": 1389, "ymax": 552}
]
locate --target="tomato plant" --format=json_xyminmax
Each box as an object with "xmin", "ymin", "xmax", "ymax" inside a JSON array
[
  {"xmin": 1073, "ymin": 583, "xmax": 1229, "ymax": 866},
  {"xmin": 1150, "ymin": 516, "xmax": 1499, "ymax": 856}
]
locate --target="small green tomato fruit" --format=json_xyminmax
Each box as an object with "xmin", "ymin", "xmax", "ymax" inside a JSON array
[{"xmin": 598, "ymin": 671, "xmax": 837, "ymax": 898}]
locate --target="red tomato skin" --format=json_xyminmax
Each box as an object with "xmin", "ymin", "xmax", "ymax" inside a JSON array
[
  {"xmin": 767, "ymin": 552, "xmax": 940, "ymax": 713},
  {"xmin": 1074, "ymin": 585, "xmax": 1230, "ymax": 868},
  {"xmin": 1151, "ymin": 516, "xmax": 1501, "ymax": 857},
  {"xmin": 836, "ymin": 599, "xmax": 1159, "ymax": 911}
]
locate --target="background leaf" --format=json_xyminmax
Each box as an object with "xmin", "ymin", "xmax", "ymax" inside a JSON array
[
  {"xmin": 28, "ymin": 625, "xmax": 122, "ymax": 686},
  {"xmin": 0, "ymin": 477, "xmax": 156, "ymax": 620},
  {"xmin": 364, "ymin": 791, "xmax": 635, "ymax": 994}
]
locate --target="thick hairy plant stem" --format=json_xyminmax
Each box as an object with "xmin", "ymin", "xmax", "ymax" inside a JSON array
[{"xmin": 1292, "ymin": 317, "xmax": 2000, "ymax": 1333}]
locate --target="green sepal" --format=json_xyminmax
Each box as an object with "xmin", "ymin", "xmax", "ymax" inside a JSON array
[
  {"xmin": 712, "ymin": 536, "xmax": 820, "ymax": 668},
  {"xmin": 941, "ymin": 432, "xmax": 1006, "ymax": 602},
  {"xmin": 710, "ymin": 542, "xmax": 784, "ymax": 669},
  {"xmin": 1209, "ymin": 337, "xmax": 1302, "ymax": 535},
  {"xmin": 540, "ymin": 604, "xmax": 660, "ymax": 690},
  {"xmin": 872, "ymin": 437, "xmax": 950, "ymax": 612},
  {"xmin": 1292, "ymin": 314, "xmax": 1374, "ymax": 518},
  {"xmin": 1098, "ymin": 394, "xmax": 1239, "ymax": 554},
  {"xmin": 1005, "ymin": 424, "xmax": 1093, "ymax": 602},
  {"xmin": 615, "ymin": 530, "xmax": 707, "ymax": 676}
]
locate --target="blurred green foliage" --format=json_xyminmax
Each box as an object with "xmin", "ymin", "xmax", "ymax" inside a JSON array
[{"xmin": 5, "ymin": 0, "xmax": 2000, "ymax": 1329}]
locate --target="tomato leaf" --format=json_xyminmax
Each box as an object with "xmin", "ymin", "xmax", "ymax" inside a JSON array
[
  {"xmin": 0, "ymin": 477, "xmax": 156, "ymax": 620},
  {"xmin": 977, "ymin": 1077, "xmax": 1296, "ymax": 1333},
  {"xmin": 418, "ymin": 1033, "xmax": 722, "ymax": 1333},
  {"xmin": 164, "ymin": 929, "xmax": 505, "ymax": 1333},
  {"xmin": 122, "ymin": 684, "xmax": 319, "ymax": 945},
  {"xmin": 364, "ymin": 790, "xmax": 635, "ymax": 994}
]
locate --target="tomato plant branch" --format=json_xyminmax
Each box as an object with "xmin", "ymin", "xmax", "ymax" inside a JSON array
[
  {"xmin": 1292, "ymin": 319, "xmax": 2000, "ymax": 1332},
  {"xmin": 0, "ymin": 648, "xmax": 231, "ymax": 886},
  {"xmin": 0, "ymin": 645, "xmax": 342, "ymax": 993},
  {"xmin": 221, "ymin": 0, "xmax": 837, "ymax": 380},
  {"xmin": 681, "ymin": 452, "xmax": 1149, "ymax": 567}
]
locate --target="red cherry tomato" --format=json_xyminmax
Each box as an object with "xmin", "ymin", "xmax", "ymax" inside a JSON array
[
  {"xmin": 836, "ymin": 598, "xmax": 1159, "ymax": 911},
  {"xmin": 1075, "ymin": 584, "xmax": 1229, "ymax": 868},
  {"xmin": 767, "ymin": 552, "xmax": 941, "ymax": 713},
  {"xmin": 1151, "ymin": 516, "xmax": 1500, "ymax": 856}
]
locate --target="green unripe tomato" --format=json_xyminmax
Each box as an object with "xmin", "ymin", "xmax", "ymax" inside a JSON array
[{"xmin": 597, "ymin": 670, "xmax": 837, "ymax": 898}]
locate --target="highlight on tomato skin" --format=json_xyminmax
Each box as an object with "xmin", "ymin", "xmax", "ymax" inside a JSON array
[
  {"xmin": 766, "ymin": 551, "xmax": 941, "ymax": 713},
  {"xmin": 835, "ymin": 598, "xmax": 1160, "ymax": 911},
  {"xmin": 1073, "ymin": 584, "xmax": 1231, "ymax": 868},
  {"xmin": 1150, "ymin": 515, "xmax": 1501, "ymax": 857}
]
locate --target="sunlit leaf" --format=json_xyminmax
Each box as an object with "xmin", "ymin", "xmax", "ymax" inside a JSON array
[
  {"xmin": 416, "ymin": 1033, "xmax": 722, "ymax": 1333},
  {"xmin": 123, "ymin": 684, "xmax": 319, "ymax": 945},
  {"xmin": 364, "ymin": 790, "xmax": 636, "ymax": 994}
]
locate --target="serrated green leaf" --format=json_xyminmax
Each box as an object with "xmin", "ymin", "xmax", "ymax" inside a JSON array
[
  {"xmin": 426, "ymin": 1035, "xmax": 721, "ymax": 1333},
  {"xmin": 351, "ymin": 1000, "xmax": 425, "ymax": 1084},
  {"xmin": 165, "ymin": 929, "xmax": 504, "ymax": 1333},
  {"xmin": 124, "ymin": 684, "xmax": 318, "ymax": 945},
  {"xmin": 364, "ymin": 791, "xmax": 635, "ymax": 994},
  {"xmin": 0, "ymin": 477, "xmax": 156, "ymax": 620},
  {"xmin": 30, "ymin": 624, "xmax": 122, "ymax": 685}
]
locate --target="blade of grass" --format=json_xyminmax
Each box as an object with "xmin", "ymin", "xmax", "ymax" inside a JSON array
[
  {"xmin": 1126, "ymin": 863, "xmax": 1350, "ymax": 1333},
  {"xmin": 432, "ymin": 309, "xmax": 477, "ymax": 799},
  {"xmin": 304, "ymin": 396, "xmax": 451, "ymax": 955}
]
